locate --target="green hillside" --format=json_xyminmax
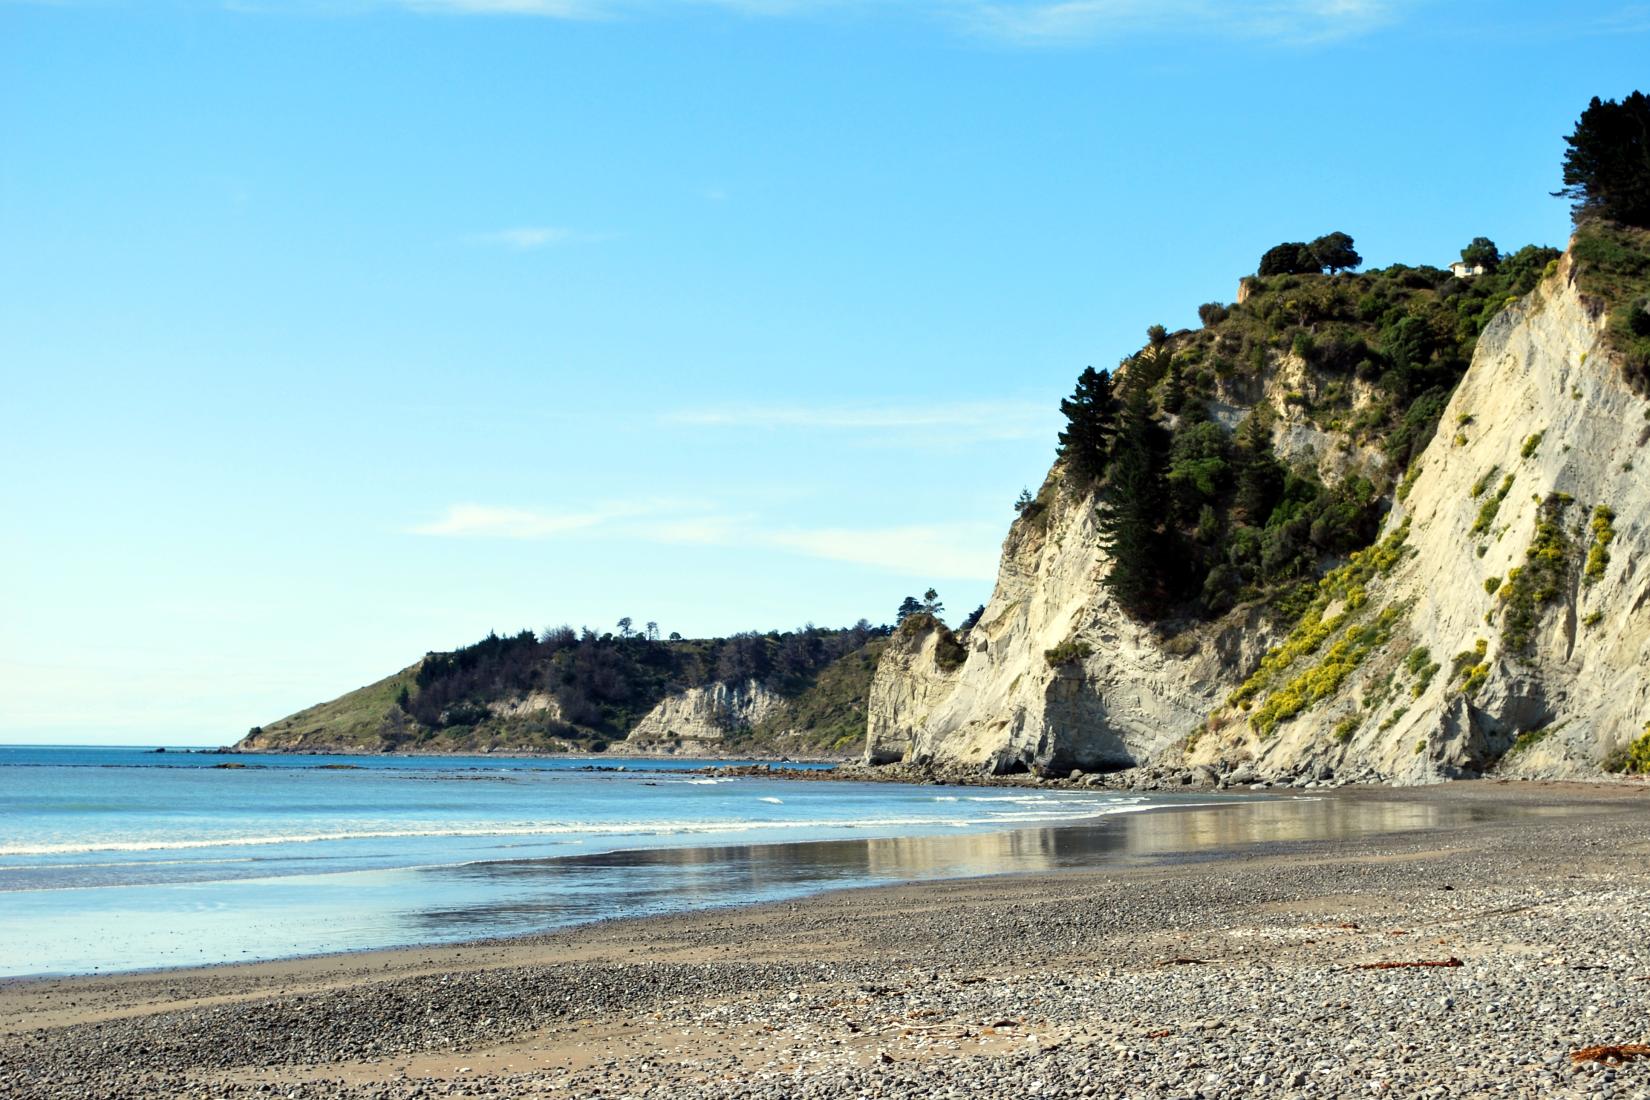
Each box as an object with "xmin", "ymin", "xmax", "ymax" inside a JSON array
[{"xmin": 236, "ymin": 622, "xmax": 890, "ymax": 756}]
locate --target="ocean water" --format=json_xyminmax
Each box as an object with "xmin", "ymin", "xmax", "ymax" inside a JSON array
[{"xmin": 0, "ymin": 745, "xmax": 1241, "ymax": 977}]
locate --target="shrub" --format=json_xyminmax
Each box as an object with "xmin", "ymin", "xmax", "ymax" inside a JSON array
[
  {"xmin": 1044, "ymin": 639, "xmax": 1094, "ymax": 667},
  {"xmin": 1198, "ymin": 302, "xmax": 1230, "ymax": 327},
  {"xmin": 1249, "ymin": 604, "xmax": 1404, "ymax": 736},
  {"xmin": 1584, "ymin": 504, "xmax": 1616, "ymax": 583},
  {"xmin": 1471, "ymin": 474, "xmax": 1515, "ymax": 534},
  {"xmin": 1452, "ymin": 639, "xmax": 1490, "ymax": 697},
  {"xmin": 1602, "ymin": 722, "xmax": 1650, "ymax": 774},
  {"xmin": 1520, "ymin": 431, "xmax": 1545, "ymax": 459},
  {"xmin": 1497, "ymin": 495, "xmax": 1577, "ymax": 657}
]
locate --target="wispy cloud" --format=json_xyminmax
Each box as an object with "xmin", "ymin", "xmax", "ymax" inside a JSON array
[
  {"xmin": 464, "ymin": 226, "xmax": 588, "ymax": 250},
  {"xmin": 410, "ymin": 503, "xmax": 629, "ymax": 537},
  {"xmin": 957, "ymin": 0, "xmax": 1402, "ymax": 45},
  {"xmin": 362, "ymin": 0, "xmax": 1408, "ymax": 45},
  {"xmin": 664, "ymin": 399, "xmax": 1057, "ymax": 442},
  {"xmin": 410, "ymin": 500, "xmax": 1000, "ymax": 578}
]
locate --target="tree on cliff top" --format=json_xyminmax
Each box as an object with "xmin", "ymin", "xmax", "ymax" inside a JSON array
[
  {"xmin": 1057, "ymin": 366, "xmax": 1115, "ymax": 484},
  {"xmin": 1460, "ymin": 237, "xmax": 1501, "ymax": 272},
  {"xmin": 1310, "ymin": 232, "xmax": 1362, "ymax": 274},
  {"xmin": 1258, "ymin": 242, "xmax": 1319, "ymax": 276},
  {"xmin": 1258, "ymin": 234, "xmax": 1361, "ymax": 276},
  {"xmin": 1557, "ymin": 91, "xmax": 1650, "ymax": 228}
]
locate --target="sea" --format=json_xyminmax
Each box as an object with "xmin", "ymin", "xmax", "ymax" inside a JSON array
[{"xmin": 0, "ymin": 745, "xmax": 1447, "ymax": 978}]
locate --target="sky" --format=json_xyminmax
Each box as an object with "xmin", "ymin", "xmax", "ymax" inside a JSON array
[{"xmin": 2, "ymin": 0, "xmax": 1646, "ymax": 745}]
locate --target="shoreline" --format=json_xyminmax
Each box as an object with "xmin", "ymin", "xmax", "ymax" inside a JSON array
[
  {"xmin": 0, "ymin": 786, "xmax": 1269, "ymax": 981},
  {"xmin": 5, "ymin": 780, "xmax": 1648, "ymax": 1098}
]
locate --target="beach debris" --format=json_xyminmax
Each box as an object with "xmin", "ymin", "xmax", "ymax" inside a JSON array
[
  {"xmin": 1158, "ymin": 957, "xmax": 1209, "ymax": 966},
  {"xmin": 1145, "ymin": 1029, "xmax": 1174, "ymax": 1039},
  {"xmin": 1354, "ymin": 958, "xmax": 1463, "ymax": 970},
  {"xmin": 1571, "ymin": 1044, "xmax": 1650, "ymax": 1066}
]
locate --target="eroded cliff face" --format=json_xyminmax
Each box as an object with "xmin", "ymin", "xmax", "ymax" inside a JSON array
[
  {"xmin": 869, "ymin": 255, "xmax": 1649, "ymax": 781},
  {"xmin": 866, "ymin": 472, "xmax": 1282, "ymax": 775},
  {"xmin": 1196, "ymin": 254, "xmax": 1650, "ymax": 781},
  {"xmin": 621, "ymin": 680, "xmax": 785, "ymax": 752}
]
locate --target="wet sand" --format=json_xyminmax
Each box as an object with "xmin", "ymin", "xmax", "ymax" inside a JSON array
[{"xmin": 3, "ymin": 780, "xmax": 1647, "ymax": 1098}]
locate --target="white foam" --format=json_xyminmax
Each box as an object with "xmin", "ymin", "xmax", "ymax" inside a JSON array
[{"xmin": 0, "ymin": 801, "xmax": 1167, "ymax": 858}]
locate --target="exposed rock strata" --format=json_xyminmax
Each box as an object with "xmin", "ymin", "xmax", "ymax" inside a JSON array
[
  {"xmin": 622, "ymin": 680, "xmax": 785, "ymax": 751},
  {"xmin": 869, "ymin": 254, "xmax": 1649, "ymax": 782}
]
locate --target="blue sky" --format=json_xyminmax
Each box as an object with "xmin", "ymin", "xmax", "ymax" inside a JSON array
[{"xmin": 3, "ymin": 0, "xmax": 1646, "ymax": 745}]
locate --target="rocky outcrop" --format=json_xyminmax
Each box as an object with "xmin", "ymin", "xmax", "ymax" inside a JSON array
[
  {"xmin": 622, "ymin": 680, "xmax": 785, "ymax": 752},
  {"xmin": 869, "ymin": 252, "xmax": 1650, "ymax": 781},
  {"xmin": 487, "ymin": 692, "xmax": 561, "ymax": 720},
  {"xmin": 864, "ymin": 473, "xmax": 1283, "ymax": 775}
]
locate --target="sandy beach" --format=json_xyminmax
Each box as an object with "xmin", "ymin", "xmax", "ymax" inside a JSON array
[{"xmin": 3, "ymin": 780, "xmax": 1647, "ymax": 1099}]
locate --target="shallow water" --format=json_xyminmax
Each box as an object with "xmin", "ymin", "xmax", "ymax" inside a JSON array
[{"xmin": 0, "ymin": 746, "xmax": 1239, "ymax": 976}]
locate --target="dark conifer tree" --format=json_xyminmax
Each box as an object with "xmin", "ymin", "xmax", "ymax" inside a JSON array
[
  {"xmin": 1556, "ymin": 92, "xmax": 1650, "ymax": 228},
  {"xmin": 1099, "ymin": 371, "xmax": 1168, "ymax": 614},
  {"xmin": 895, "ymin": 596, "xmax": 922, "ymax": 625},
  {"xmin": 1057, "ymin": 366, "xmax": 1115, "ymax": 484},
  {"xmin": 1161, "ymin": 354, "xmax": 1187, "ymax": 415},
  {"xmin": 1233, "ymin": 414, "xmax": 1284, "ymax": 525}
]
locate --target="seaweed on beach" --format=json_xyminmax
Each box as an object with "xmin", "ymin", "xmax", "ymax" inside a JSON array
[
  {"xmin": 1571, "ymin": 1043, "xmax": 1650, "ymax": 1066},
  {"xmin": 1353, "ymin": 958, "xmax": 1463, "ymax": 970}
]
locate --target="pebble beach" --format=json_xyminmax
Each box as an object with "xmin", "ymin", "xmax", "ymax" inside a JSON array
[{"xmin": 3, "ymin": 781, "xmax": 1647, "ymax": 1099}]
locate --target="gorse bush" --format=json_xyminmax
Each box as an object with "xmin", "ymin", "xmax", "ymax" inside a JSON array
[
  {"xmin": 1496, "ymin": 495, "xmax": 1576, "ymax": 657},
  {"xmin": 1585, "ymin": 504, "xmax": 1616, "ymax": 582},
  {"xmin": 1603, "ymin": 722, "xmax": 1650, "ymax": 774}
]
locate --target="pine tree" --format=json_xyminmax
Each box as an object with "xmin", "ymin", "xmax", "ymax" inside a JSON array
[
  {"xmin": 1234, "ymin": 414, "xmax": 1284, "ymax": 525},
  {"xmin": 895, "ymin": 596, "xmax": 922, "ymax": 625},
  {"xmin": 1161, "ymin": 354, "xmax": 1187, "ymax": 415},
  {"xmin": 1556, "ymin": 92, "xmax": 1650, "ymax": 228},
  {"xmin": 1099, "ymin": 372, "xmax": 1167, "ymax": 614},
  {"xmin": 1057, "ymin": 366, "xmax": 1115, "ymax": 484},
  {"xmin": 921, "ymin": 588, "xmax": 944, "ymax": 619}
]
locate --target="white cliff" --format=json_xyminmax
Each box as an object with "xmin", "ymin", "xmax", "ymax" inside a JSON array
[
  {"xmin": 869, "ymin": 251, "xmax": 1650, "ymax": 781},
  {"xmin": 1198, "ymin": 252, "xmax": 1650, "ymax": 780},
  {"xmin": 623, "ymin": 679, "xmax": 786, "ymax": 752}
]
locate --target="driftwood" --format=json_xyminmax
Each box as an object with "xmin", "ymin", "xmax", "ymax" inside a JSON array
[
  {"xmin": 1353, "ymin": 957, "xmax": 1463, "ymax": 970},
  {"xmin": 1571, "ymin": 1044, "xmax": 1650, "ymax": 1066}
]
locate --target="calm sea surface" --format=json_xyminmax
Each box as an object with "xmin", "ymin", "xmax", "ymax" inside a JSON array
[{"xmin": 0, "ymin": 746, "xmax": 1454, "ymax": 977}]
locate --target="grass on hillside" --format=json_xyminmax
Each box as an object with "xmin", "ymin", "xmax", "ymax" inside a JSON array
[{"xmin": 247, "ymin": 664, "xmax": 420, "ymax": 749}]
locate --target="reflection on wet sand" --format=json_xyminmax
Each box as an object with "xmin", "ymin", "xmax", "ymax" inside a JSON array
[{"xmin": 409, "ymin": 795, "xmax": 1535, "ymax": 941}]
